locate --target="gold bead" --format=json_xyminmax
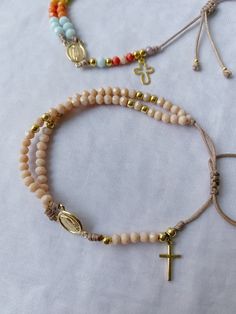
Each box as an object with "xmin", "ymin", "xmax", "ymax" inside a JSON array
[
  {"xmin": 105, "ymin": 58, "xmax": 112, "ymax": 67},
  {"xmin": 192, "ymin": 58, "xmax": 200, "ymax": 71},
  {"xmin": 150, "ymin": 95, "xmax": 158, "ymax": 103},
  {"xmin": 89, "ymin": 58, "xmax": 97, "ymax": 67},
  {"xmin": 141, "ymin": 105, "xmax": 149, "ymax": 113},
  {"xmin": 140, "ymin": 49, "xmax": 146, "ymax": 58},
  {"xmin": 133, "ymin": 51, "xmax": 140, "ymax": 60},
  {"xmin": 41, "ymin": 113, "xmax": 51, "ymax": 122},
  {"xmin": 158, "ymin": 232, "xmax": 167, "ymax": 242},
  {"xmin": 127, "ymin": 99, "xmax": 135, "ymax": 108},
  {"xmin": 166, "ymin": 227, "xmax": 177, "ymax": 238},
  {"xmin": 222, "ymin": 67, "xmax": 232, "ymax": 79},
  {"xmin": 31, "ymin": 124, "xmax": 40, "ymax": 133},
  {"xmin": 46, "ymin": 121, "xmax": 55, "ymax": 129},
  {"xmin": 135, "ymin": 91, "xmax": 144, "ymax": 100},
  {"xmin": 103, "ymin": 236, "xmax": 112, "ymax": 245}
]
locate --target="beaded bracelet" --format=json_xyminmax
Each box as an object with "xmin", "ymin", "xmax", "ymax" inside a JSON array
[
  {"xmin": 48, "ymin": 0, "xmax": 232, "ymax": 85},
  {"xmin": 20, "ymin": 87, "xmax": 236, "ymax": 281}
]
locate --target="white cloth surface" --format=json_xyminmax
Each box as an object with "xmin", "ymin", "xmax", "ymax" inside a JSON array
[{"xmin": 0, "ymin": 0, "xmax": 236, "ymax": 313}]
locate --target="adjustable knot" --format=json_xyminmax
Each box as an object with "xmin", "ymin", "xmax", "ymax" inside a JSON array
[
  {"xmin": 210, "ymin": 170, "xmax": 220, "ymax": 195},
  {"xmin": 45, "ymin": 201, "xmax": 60, "ymax": 221},
  {"xmin": 201, "ymin": 0, "xmax": 218, "ymax": 15}
]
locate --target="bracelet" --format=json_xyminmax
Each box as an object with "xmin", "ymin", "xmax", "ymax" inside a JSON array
[
  {"xmin": 19, "ymin": 87, "xmax": 236, "ymax": 281},
  {"xmin": 48, "ymin": 0, "xmax": 232, "ymax": 85}
]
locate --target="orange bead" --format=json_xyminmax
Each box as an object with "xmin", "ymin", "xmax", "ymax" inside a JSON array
[
  {"xmin": 49, "ymin": 12, "xmax": 58, "ymax": 17},
  {"xmin": 58, "ymin": 11, "xmax": 67, "ymax": 18}
]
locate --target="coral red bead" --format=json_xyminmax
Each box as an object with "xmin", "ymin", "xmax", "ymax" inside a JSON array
[
  {"xmin": 126, "ymin": 53, "xmax": 134, "ymax": 62},
  {"xmin": 49, "ymin": 12, "xmax": 58, "ymax": 17},
  {"xmin": 112, "ymin": 56, "xmax": 120, "ymax": 66}
]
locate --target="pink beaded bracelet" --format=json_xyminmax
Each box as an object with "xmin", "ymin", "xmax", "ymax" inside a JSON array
[{"xmin": 20, "ymin": 87, "xmax": 236, "ymax": 281}]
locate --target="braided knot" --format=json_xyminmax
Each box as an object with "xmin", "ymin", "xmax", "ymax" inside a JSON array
[
  {"xmin": 210, "ymin": 170, "xmax": 220, "ymax": 195},
  {"xmin": 44, "ymin": 201, "xmax": 60, "ymax": 221},
  {"xmin": 201, "ymin": 0, "xmax": 218, "ymax": 15}
]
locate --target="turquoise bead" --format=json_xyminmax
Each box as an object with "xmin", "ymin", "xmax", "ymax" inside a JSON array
[
  {"xmin": 51, "ymin": 22, "xmax": 59, "ymax": 30},
  {"xmin": 54, "ymin": 26, "xmax": 64, "ymax": 35},
  {"xmin": 97, "ymin": 58, "xmax": 106, "ymax": 68},
  {"xmin": 59, "ymin": 16, "xmax": 70, "ymax": 25},
  {"xmin": 63, "ymin": 22, "xmax": 74, "ymax": 31},
  {"xmin": 65, "ymin": 28, "xmax": 76, "ymax": 39},
  {"xmin": 50, "ymin": 17, "xmax": 59, "ymax": 24}
]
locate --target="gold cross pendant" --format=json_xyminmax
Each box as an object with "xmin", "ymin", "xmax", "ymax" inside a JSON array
[
  {"xmin": 159, "ymin": 241, "xmax": 181, "ymax": 281},
  {"xmin": 133, "ymin": 58, "xmax": 155, "ymax": 85}
]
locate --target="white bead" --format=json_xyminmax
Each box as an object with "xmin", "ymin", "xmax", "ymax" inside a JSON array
[
  {"xmin": 112, "ymin": 234, "xmax": 121, "ymax": 245},
  {"xmin": 154, "ymin": 110, "xmax": 162, "ymax": 120},
  {"xmin": 178, "ymin": 109, "xmax": 186, "ymax": 116},
  {"xmin": 121, "ymin": 233, "xmax": 130, "ymax": 244},
  {"xmin": 130, "ymin": 232, "xmax": 140, "ymax": 243},
  {"xmin": 140, "ymin": 232, "xmax": 149, "ymax": 243},
  {"xmin": 149, "ymin": 232, "xmax": 158, "ymax": 243},
  {"xmin": 178, "ymin": 115, "xmax": 187, "ymax": 125},
  {"xmin": 162, "ymin": 113, "xmax": 170, "ymax": 123},
  {"xmin": 147, "ymin": 108, "xmax": 155, "ymax": 117},
  {"xmin": 163, "ymin": 101, "xmax": 172, "ymax": 111},
  {"xmin": 170, "ymin": 105, "xmax": 179, "ymax": 114},
  {"xmin": 157, "ymin": 97, "xmax": 165, "ymax": 106},
  {"xmin": 128, "ymin": 90, "xmax": 136, "ymax": 98},
  {"xmin": 104, "ymin": 95, "xmax": 112, "ymax": 105},
  {"xmin": 134, "ymin": 101, "xmax": 142, "ymax": 110},
  {"xmin": 143, "ymin": 93, "xmax": 151, "ymax": 102},
  {"xmin": 112, "ymin": 95, "xmax": 120, "ymax": 105},
  {"xmin": 170, "ymin": 114, "xmax": 178, "ymax": 124}
]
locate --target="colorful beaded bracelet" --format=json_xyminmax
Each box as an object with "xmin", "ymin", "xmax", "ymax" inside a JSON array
[
  {"xmin": 20, "ymin": 87, "xmax": 236, "ymax": 281},
  {"xmin": 48, "ymin": 0, "xmax": 232, "ymax": 85}
]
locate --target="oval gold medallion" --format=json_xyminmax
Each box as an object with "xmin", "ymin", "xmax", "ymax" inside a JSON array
[
  {"xmin": 66, "ymin": 42, "xmax": 86, "ymax": 64},
  {"xmin": 58, "ymin": 210, "xmax": 83, "ymax": 234}
]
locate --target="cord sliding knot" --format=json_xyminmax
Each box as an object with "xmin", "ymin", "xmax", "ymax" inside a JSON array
[
  {"xmin": 45, "ymin": 201, "xmax": 60, "ymax": 221},
  {"xmin": 201, "ymin": 0, "xmax": 218, "ymax": 15},
  {"xmin": 210, "ymin": 170, "xmax": 220, "ymax": 195}
]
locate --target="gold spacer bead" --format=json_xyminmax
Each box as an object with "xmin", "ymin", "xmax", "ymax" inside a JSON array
[
  {"xmin": 140, "ymin": 49, "xmax": 146, "ymax": 58},
  {"xmin": 141, "ymin": 105, "xmax": 149, "ymax": 113},
  {"xmin": 150, "ymin": 95, "xmax": 158, "ymax": 103},
  {"xmin": 89, "ymin": 58, "xmax": 97, "ymax": 67},
  {"xmin": 105, "ymin": 58, "xmax": 112, "ymax": 67},
  {"xmin": 133, "ymin": 51, "xmax": 140, "ymax": 60},
  {"xmin": 103, "ymin": 236, "xmax": 112, "ymax": 245},
  {"xmin": 46, "ymin": 121, "xmax": 55, "ymax": 129},
  {"xmin": 158, "ymin": 232, "xmax": 167, "ymax": 242},
  {"xmin": 166, "ymin": 227, "xmax": 177, "ymax": 238},
  {"xmin": 135, "ymin": 91, "xmax": 144, "ymax": 100},
  {"xmin": 127, "ymin": 99, "xmax": 135, "ymax": 108},
  {"xmin": 31, "ymin": 124, "xmax": 40, "ymax": 133},
  {"xmin": 41, "ymin": 113, "xmax": 51, "ymax": 122}
]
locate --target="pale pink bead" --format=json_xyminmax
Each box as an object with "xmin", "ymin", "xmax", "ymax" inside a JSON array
[
  {"xmin": 97, "ymin": 87, "xmax": 105, "ymax": 96},
  {"xmin": 37, "ymin": 142, "xmax": 47, "ymax": 150},
  {"xmin": 119, "ymin": 96, "xmax": 128, "ymax": 106},
  {"xmin": 186, "ymin": 114, "xmax": 192, "ymax": 125},
  {"xmin": 19, "ymin": 155, "xmax": 28, "ymax": 162},
  {"xmin": 140, "ymin": 232, "xmax": 149, "ymax": 243},
  {"xmin": 128, "ymin": 89, "xmax": 136, "ymax": 98},
  {"xmin": 170, "ymin": 105, "xmax": 179, "ymax": 114},
  {"xmin": 65, "ymin": 99, "xmax": 73, "ymax": 111},
  {"xmin": 96, "ymin": 94, "xmax": 104, "ymax": 105},
  {"xmin": 112, "ymin": 234, "xmax": 121, "ymax": 245},
  {"xmin": 170, "ymin": 114, "xmax": 178, "ymax": 124},
  {"xmin": 120, "ymin": 88, "xmax": 129, "ymax": 97},
  {"xmin": 56, "ymin": 104, "xmax": 66, "ymax": 114},
  {"xmin": 134, "ymin": 101, "xmax": 142, "ymax": 111},
  {"xmin": 88, "ymin": 95, "xmax": 96, "ymax": 105},
  {"xmin": 149, "ymin": 232, "xmax": 158, "ymax": 243},
  {"xmin": 104, "ymin": 87, "xmax": 112, "ymax": 95},
  {"xmin": 36, "ymin": 118, "xmax": 44, "ymax": 127},
  {"xmin": 25, "ymin": 131, "xmax": 34, "ymax": 139},
  {"xmin": 90, "ymin": 89, "xmax": 97, "ymax": 97},
  {"xmin": 112, "ymin": 87, "xmax": 121, "ymax": 96},
  {"xmin": 36, "ymin": 158, "xmax": 46, "ymax": 167},
  {"xmin": 120, "ymin": 56, "xmax": 127, "ymax": 65},
  {"xmin": 19, "ymin": 163, "xmax": 28, "ymax": 171},
  {"xmin": 130, "ymin": 232, "xmax": 140, "ymax": 243},
  {"xmin": 36, "ymin": 150, "xmax": 46, "ymax": 158},
  {"xmin": 37, "ymin": 175, "xmax": 48, "ymax": 184},
  {"xmin": 121, "ymin": 233, "xmax": 130, "ymax": 244},
  {"xmin": 82, "ymin": 90, "xmax": 89, "ymax": 97},
  {"xmin": 41, "ymin": 194, "xmax": 52, "ymax": 205},
  {"xmin": 157, "ymin": 97, "xmax": 165, "ymax": 106},
  {"xmin": 163, "ymin": 101, "xmax": 172, "ymax": 111},
  {"xmin": 35, "ymin": 167, "xmax": 47, "ymax": 175},
  {"xmin": 72, "ymin": 94, "xmax": 81, "ymax": 107},
  {"xmin": 40, "ymin": 184, "xmax": 49, "ymax": 191},
  {"xmin": 29, "ymin": 182, "xmax": 39, "ymax": 192},
  {"xmin": 104, "ymin": 95, "xmax": 112, "ymax": 105},
  {"xmin": 20, "ymin": 147, "xmax": 29, "ymax": 154},
  {"xmin": 22, "ymin": 139, "xmax": 31, "ymax": 147},
  {"xmin": 147, "ymin": 108, "xmax": 155, "ymax": 117},
  {"xmin": 154, "ymin": 110, "xmax": 162, "ymax": 121},
  {"xmin": 49, "ymin": 108, "xmax": 58, "ymax": 119},
  {"xmin": 43, "ymin": 128, "xmax": 53, "ymax": 135},
  {"xmin": 24, "ymin": 176, "xmax": 34, "ymax": 186},
  {"xmin": 143, "ymin": 93, "xmax": 151, "ymax": 102},
  {"xmin": 177, "ymin": 109, "xmax": 186, "ymax": 116},
  {"xmin": 112, "ymin": 95, "xmax": 120, "ymax": 105},
  {"xmin": 80, "ymin": 96, "xmax": 89, "ymax": 106},
  {"xmin": 35, "ymin": 188, "xmax": 46, "ymax": 199},
  {"xmin": 162, "ymin": 113, "xmax": 170, "ymax": 123},
  {"xmin": 178, "ymin": 116, "xmax": 187, "ymax": 126},
  {"xmin": 21, "ymin": 170, "xmax": 31, "ymax": 178},
  {"xmin": 39, "ymin": 134, "xmax": 50, "ymax": 143}
]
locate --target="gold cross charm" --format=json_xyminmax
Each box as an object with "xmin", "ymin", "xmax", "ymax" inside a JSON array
[
  {"xmin": 159, "ymin": 241, "xmax": 181, "ymax": 281},
  {"xmin": 133, "ymin": 59, "xmax": 155, "ymax": 85}
]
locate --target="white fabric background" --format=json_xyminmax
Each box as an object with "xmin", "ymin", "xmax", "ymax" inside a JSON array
[{"xmin": 0, "ymin": 0, "xmax": 236, "ymax": 313}]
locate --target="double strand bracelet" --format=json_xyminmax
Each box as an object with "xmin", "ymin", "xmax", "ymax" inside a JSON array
[
  {"xmin": 19, "ymin": 87, "xmax": 236, "ymax": 281},
  {"xmin": 48, "ymin": 0, "xmax": 232, "ymax": 85}
]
